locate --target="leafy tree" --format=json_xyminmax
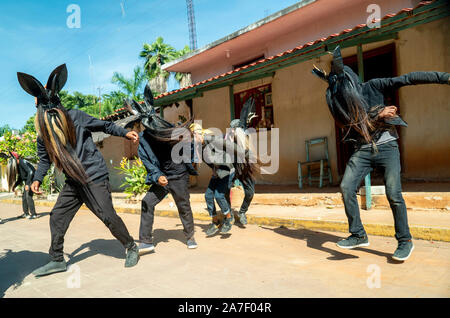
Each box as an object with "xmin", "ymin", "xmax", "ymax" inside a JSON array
[
  {"xmin": 21, "ymin": 115, "xmax": 36, "ymax": 134},
  {"xmin": 140, "ymin": 37, "xmax": 177, "ymax": 94},
  {"xmin": 0, "ymin": 124, "xmax": 12, "ymax": 136},
  {"xmin": 112, "ymin": 66, "xmax": 146, "ymax": 100},
  {"xmin": 174, "ymin": 45, "xmax": 192, "ymax": 88}
]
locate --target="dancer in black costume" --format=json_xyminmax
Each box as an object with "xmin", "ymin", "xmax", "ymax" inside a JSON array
[
  {"xmin": 17, "ymin": 64, "xmax": 140, "ymax": 276},
  {"xmin": 312, "ymin": 46, "xmax": 449, "ymax": 261},
  {"xmin": 125, "ymin": 83, "xmax": 198, "ymax": 254}
]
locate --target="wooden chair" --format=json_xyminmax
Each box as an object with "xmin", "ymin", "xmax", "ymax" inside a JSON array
[{"xmin": 298, "ymin": 137, "xmax": 332, "ymax": 188}]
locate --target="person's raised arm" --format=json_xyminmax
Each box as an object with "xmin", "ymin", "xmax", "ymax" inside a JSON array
[
  {"xmin": 75, "ymin": 109, "xmax": 139, "ymax": 143},
  {"xmin": 368, "ymin": 71, "xmax": 449, "ymax": 92}
]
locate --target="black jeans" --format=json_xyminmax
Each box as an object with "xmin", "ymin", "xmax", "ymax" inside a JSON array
[
  {"xmin": 49, "ymin": 179, "xmax": 135, "ymax": 261},
  {"xmin": 22, "ymin": 186, "xmax": 36, "ymax": 216},
  {"xmin": 139, "ymin": 173, "xmax": 194, "ymax": 244},
  {"xmin": 237, "ymin": 177, "xmax": 255, "ymax": 214},
  {"xmin": 340, "ymin": 140, "xmax": 411, "ymax": 242}
]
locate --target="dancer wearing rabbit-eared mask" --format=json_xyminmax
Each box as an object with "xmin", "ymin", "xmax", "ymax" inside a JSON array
[
  {"xmin": 312, "ymin": 46, "xmax": 450, "ymax": 261},
  {"xmin": 17, "ymin": 64, "xmax": 140, "ymax": 277},
  {"xmin": 125, "ymin": 83, "xmax": 198, "ymax": 254}
]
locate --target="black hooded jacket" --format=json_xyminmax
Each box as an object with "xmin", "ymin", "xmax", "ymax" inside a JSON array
[
  {"xmin": 13, "ymin": 158, "xmax": 36, "ymax": 189},
  {"xmin": 33, "ymin": 109, "xmax": 129, "ymax": 184},
  {"xmin": 338, "ymin": 71, "xmax": 449, "ymax": 146}
]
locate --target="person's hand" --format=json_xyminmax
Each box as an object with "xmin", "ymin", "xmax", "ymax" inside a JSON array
[
  {"xmin": 126, "ymin": 131, "xmax": 139, "ymax": 143},
  {"xmin": 24, "ymin": 185, "xmax": 29, "ymax": 192},
  {"xmin": 30, "ymin": 181, "xmax": 43, "ymax": 195},
  {"xmin": 379, "ymin": 106, "xmax": 397, "ymax": 118},
  {"xmin": 158, "ymin": 176, "xmax": 168, "ymax": 187}
]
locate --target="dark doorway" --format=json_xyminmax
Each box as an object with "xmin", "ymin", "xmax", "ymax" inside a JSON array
[
  {"xmin": 233, "ymin": 83, "xmax": 274, "ymax": 130},
  {"xmin": 335, "ymin": 43, "xmax": 401, "ymax": 181}
]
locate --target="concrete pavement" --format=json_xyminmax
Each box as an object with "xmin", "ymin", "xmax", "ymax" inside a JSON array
[{"xmin": 0, "ymin": 202, "xmax": 449, "ymax": 298}]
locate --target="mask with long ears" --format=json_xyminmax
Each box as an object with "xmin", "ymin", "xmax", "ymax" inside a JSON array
[
  {"xmin": 124, "ymin": 82, "xmax": 193, "ymax": 145},
  {"xmin": 17, "ymin": 64, "xmax": 89, "ymax": 184}
]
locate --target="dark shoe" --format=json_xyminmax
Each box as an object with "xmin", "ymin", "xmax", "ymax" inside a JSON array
[
  {"xmin": 392, "ymin": 240, "xmax": 414, "ymax": 261},
  {"xmin": 336, "ymin": 235, "xmax": 369, "ymax": 249},
  {"xmin": 187, "ymin": 237, "xmax": 198, "ymax": 249},
  {"xmin": 125, "ymin": 243, "xmax": 140, "ymax": 267},
  {"xmin": 33, "ymin": 260, "xmax": 67, "ymax": 277},
  {"xmin": 238, "ymin": 212, "xmax": 247, "ymax": 225},
  {"xmin": 18, "ymin": 213, "xmax": 27, "ymax": 219},
  {"xmin": 220, "ymin": 218, "xmax": 233, "ymax": 234},
  {"xmin": 206, "ymin": 222, "xmax": 220, "ymax": 236},
  {"xmin": 138, "ymin": 242, "xmax": 155, "ymax": 255}
]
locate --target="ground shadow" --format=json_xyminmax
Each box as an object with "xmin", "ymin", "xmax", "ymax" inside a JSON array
[
  {"xmin": 0, "ymin": 249, "xmax": 50, "ymax": 297},
  {"xmin": 152, "ymin": 228, "xmax": 187, "ymax": 245},
  {"xmin": 0, "ymin": 212, "xmax": 50, "ymax": 224},
  {"xmin": 264, "ymin": 226, "xmax": 398, "ymax": 263},
  {"xmin": 66, "ymin": 239, "xmax": 126, "ymax": 265}
]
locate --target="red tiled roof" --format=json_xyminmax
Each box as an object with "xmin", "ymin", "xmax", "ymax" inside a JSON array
[{"xmin": 154, "ymin": 1, "xmax": 436, "ymax": 101}]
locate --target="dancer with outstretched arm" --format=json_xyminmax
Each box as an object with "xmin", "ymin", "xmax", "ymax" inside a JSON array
[
  {"xmin": 312, "ymin": 46, "xmax": 449, "ymax": 261},
  {"xmin": 17, "ymin": 64, "xmax": 141, "ymax": 276}
]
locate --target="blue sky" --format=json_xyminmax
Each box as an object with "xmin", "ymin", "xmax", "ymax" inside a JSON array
[{"xmin": 0, "ymin": 0, "xmax": 300, "ymax": 129}]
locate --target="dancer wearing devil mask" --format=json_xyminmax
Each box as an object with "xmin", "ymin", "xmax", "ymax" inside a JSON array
[
  {"xmin": 126, "ymin": 84, "xmax": 198, "ymax": 254},
  {"xmin": 17, "ymin": 64, "xmax": 140, "ymax": 276},
  {"xmin": 1, "ymin": 151, "xmax": 37, "ymax": 220},
  {"xmin": 312, "ymin": 46, "xmax": 449, "ymax": 261},
  {"xmin": 225, "ymin": 97, "xmax": 258, "ymax": 225}
]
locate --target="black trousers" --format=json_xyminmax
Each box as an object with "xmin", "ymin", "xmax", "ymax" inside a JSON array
[
  {"xmin": 49, "ymin": 179, "xmax": 135, "ymax": 261},
  {"xmin": 22, "ymin": 186, "xmax": 36, "ymax": 216},
  {"xmin": 139, "ymin": 173, "xmax": 194, "ymax": 244}
]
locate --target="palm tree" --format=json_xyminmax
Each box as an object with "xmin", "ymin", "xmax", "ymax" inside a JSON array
[
  {"xmin": 111, "ymin": 66, "xmax": 146, "ymax": 100},
  {"xmin": 174, "ymin": 45, "xmax": 192, "ymax": 88},
  {"xmin": 140, "ymin": 37, "xmax": 177, "ymax": 94}
]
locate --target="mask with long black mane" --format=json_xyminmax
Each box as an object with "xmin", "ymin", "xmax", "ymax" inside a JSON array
[
  {"xmin": 17, "ymin": 64, "xmax": 88, "ymax": 184},
  {"xmin": 0, "ymin": 152, "xmax": 19, "ymax": 191},
  {"xmin": 124, "ymin": 83, "xmax": 193, "ymax": 145},
  {"xmin": 312, "ymin": 46, "xmax": 375, "ymax": 143}
]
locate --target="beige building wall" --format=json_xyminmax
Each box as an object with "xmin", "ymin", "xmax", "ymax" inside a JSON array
[{"xmin": 396, "ymin": 17, "xmax": 450, "ymax": 180}]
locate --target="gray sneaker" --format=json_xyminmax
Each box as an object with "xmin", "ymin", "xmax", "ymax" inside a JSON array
[
  {"xmin": 238, "ymin": 212, "xmax": 248, "ymax": 225},
  {"xmin": 187, "ymin": 237, "xmax": 198, "ymax": 249},
  {"xmin": 125, "ymin": 243, "xmax": 140, "ymax": 267},
  {"xmin": 336, "ymin": 235, "xmax": 369, "ymax": 249},
  {"xmin": 18, "ymin": 213, "xmax": 27, "ymax": 219},
  {"xmin": 392, "ymin": 240, "xmax": 414, "ymax": 261},
  {"xmin": 138, "ymin": 242, "xmax": 155, "ymax": 255},
  {"xmin": 220, "ymin": 218, "xmax": 233, "ymax": 234},
  {"xmin": 29, "ymin": 215, "xmax": 39, "ymax": 219},
  {"xmin": 33, "ymin": 260, "xmax": 67, "ymax": 277},
  {"xmin": 206, "ymin": 222, "xmax": 221, "ymax": 236}
]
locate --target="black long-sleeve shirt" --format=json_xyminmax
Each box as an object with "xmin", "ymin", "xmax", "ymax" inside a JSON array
[
  {"xmin": 347, "ymin": 71, "xmax": 449, "ymax": 146},
  {"xmin": 13, "ymin": 158, "xmax": 35, "ymax": 189},
  {"xmin": 33, "ymin": 109, "xmax": 129, "ymax": 184}
]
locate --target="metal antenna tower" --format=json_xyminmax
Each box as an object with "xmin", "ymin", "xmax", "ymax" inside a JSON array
[{"xmin": 186, "ymin": 0, "xmax": 198, "ymax": 50}]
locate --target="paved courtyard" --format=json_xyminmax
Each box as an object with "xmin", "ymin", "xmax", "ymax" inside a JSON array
[{"xmin": 0, "ymin": 202, "xmax": 449, "ymax": 298}]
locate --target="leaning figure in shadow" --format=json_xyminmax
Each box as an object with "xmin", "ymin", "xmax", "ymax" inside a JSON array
[
  {"xmin": 312, "ymin": 46, "xmax": 449, "ymax": 261},
  {"xmin": 1, "ymin": 151, "xmax": 38, "ymax": 221},
  {"xmin": 17, "ymin": 64, "xmax": 141, "ymax": 277}
]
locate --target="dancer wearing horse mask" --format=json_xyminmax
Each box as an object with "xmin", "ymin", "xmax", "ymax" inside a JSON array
[
  {"xmin": 312, "ymin": 46, "xmax": 449, "ymax": 261},
  {"xmin": 17, "ymin": 64, "xmax": 140, "ymax": 276}
]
